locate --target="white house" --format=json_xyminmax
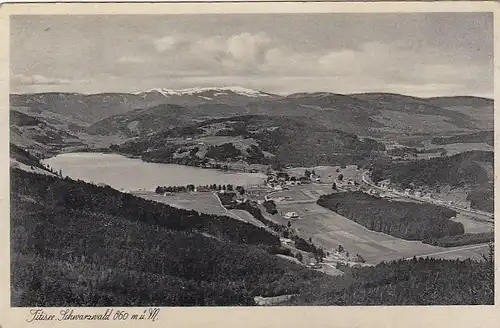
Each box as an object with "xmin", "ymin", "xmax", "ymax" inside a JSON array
[{"xmin": 284, "ymin": 211, "xmax": 299, "ymax": 219}]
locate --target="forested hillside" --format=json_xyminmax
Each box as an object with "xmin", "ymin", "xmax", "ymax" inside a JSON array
[
  {"xmin": 11, "ymin": 169, "xmax": 325, "ymax": 306},
  {"xmin": 431, "ymin": 131, "xmax": 493, "ymax": 146},
  {"xmin": 287, "ymin": 255, "xmax": 493, "ymax": 305},
  {"xmin": 317, "ymin": 191, "xmax": 463, "ymax": 242},
  {"xmin": 114, "ymin": 115, "xmax": 386, "ymax": 167},
  {"xmin": 11, "ymin": 169, "xmax": 494, "ymax": 306},
  {"xmin": 371, "ymin": 151, "xmax": 493, "ymax": 189},
  {"xmin": 370, "ymin": 151, "xmax": 494, "ymax": 212}
]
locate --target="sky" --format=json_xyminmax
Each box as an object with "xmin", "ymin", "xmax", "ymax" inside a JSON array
[{"xmin": 10, "ymin": 13, "xmax": 493, "ymax": 97}]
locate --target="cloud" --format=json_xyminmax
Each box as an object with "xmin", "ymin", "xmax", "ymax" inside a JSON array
[
  {"xmin": 116, "ymin": 56, "xmax": 147, "ymax": 64},
  {"xmin": 12, "ymin": 31, "xmax": 491, "ymax": 97},
  {"xmin": 153, "ymin": 35, "xmax": 183, "ymax": 52},
  {"xmin": 142, "ymin": 33, "xmax": 491, "ymax": 97},
  {"xmin": 153, "ymin": 32, "xmax": 274, "ymax": 72},
  {"xmin": 11, "ymin": 74, "xmax": 72, "ymax": 86}
]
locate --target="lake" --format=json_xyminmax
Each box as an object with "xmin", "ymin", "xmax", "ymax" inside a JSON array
[{"xmin": 42, "ymin": 152, "xmax": 267, "ymax": 191}]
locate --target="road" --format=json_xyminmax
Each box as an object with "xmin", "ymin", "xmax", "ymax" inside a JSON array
[
  {"xmin": 212, "ymin": 192, "xmax": 271, "ymax": 230},
  {"xmin": 361, "ymin": 171, "xmax": 494, "ymax": 222},
  {"xmin": 404, "ymin": 243, "xmax": 490, "ymax": 260}
]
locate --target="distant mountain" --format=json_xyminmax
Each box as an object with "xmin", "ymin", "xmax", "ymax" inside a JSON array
[
  {"xmin": 133, "ymin": 86, "xmax": 279, "ymax": 106},
  {"xmin": 11, "ymin": 90, "xmax": 494, "ymax": 154},
  {"xmin": 10, "ymin": 110, "xmax": 85, "ymax": 157},
  {"xmin": 88, "ymin": 90, "xmax": 491, "ymax": 140},
  {"xmin": 426, "ymin": 96, "xmax": 494, "ymax": 130},
  {"xmin": 349, "ymin": 93, "xmax": 476, "ymax": 129},
  {"xmin": 86, "ymin": 102, "xmax": 264, "ymax": 137},
  {"xmin": 10, "ymin": 93, "xmax": 169, "ymax": 123},
  {"xmin": 10, "ymin": 87, "xmax": 280, "ymax": 124},
  {"xmin": 426, "ymin": 96, "xmax": 493, "ymax": 108}
]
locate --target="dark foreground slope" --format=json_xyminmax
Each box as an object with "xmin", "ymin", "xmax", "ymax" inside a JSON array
[
  {"xmin": 286, "ymin": 255, "xmax": 493, "ymax": 305},
  {"xmin": 11, "ymin": 169, "xmax": 493, "ymax": 306},
  {"xmin": 11, "ymin": 169, "xmax": 326, "ymax": 306}
]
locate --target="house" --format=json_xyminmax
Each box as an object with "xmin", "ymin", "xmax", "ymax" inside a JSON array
[
  {"xmin": 379, "ymin": 179, "xmax": 391, "ymax": 188},
  {"xmin": 274, "ymin": 185, "xmax": 283, "ymax": 191},
  {"xmin": 284, "ymin": 211, "xmax": 299, "ymax": 219},
  {"xmin": 277, "ymin": 172, "xmax": 289, "ymax": 181},
  {"xmin": 298, "ymin": 176, "xmax": 311, "ymax": 184},
  {"xmin": 280, "ymin": 238, "xmax": 294, "ymax": 245}
]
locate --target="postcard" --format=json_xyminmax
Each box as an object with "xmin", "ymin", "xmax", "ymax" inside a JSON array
[{"xmin": 0, "ymin": 1, "xmax": 498, "ymax": 328}]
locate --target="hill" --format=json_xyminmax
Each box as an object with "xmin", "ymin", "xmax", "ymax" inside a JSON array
[
  {"xmin": 371, "ymin": 151, "xmax": 494, "ymax": 212},
  {"xmin": 426, "ymin": 96, "xmax": 493, "ymax": 108},
  {"xmin": 431, "ymin": 131, "xmax": 493, "ymax": 146},
  {"xmin": 10, "ymin": 93, "xmax": 162, "ymax": 123},
  {"xmin": 371, "ymin": 151, "xmax": 493, "ymax": 189},
  {"xmin": 350, "ymin": 93, "xmax": 477, "ymax": 131},
  {"xmin": 10, "ymin": 109, "xmax": 85, "ymax": 157},
  {"xmin": 426, "ymin": 96, "xmax": 494, "ymax": 131},
  {"xmin": 113, "ymin": 115, "xmax": 387, "ymax": 168},
  {"xmin": 133, "ymin": 86, "xmax": 280, "ymax": 106},
  {"xmin": 286, "ymin": 255, "xmax": 493, "ymax": 305},
  {"xmin": 14, "ymin": 91, "xmax": 492, "ymax": 143},
  {"xmin": 11, "ymin": 87, "xmax": 279, "ymax": 124},
  {"xmin": 11, "ymin": 169, "xmax": 494, "ymax": 306},
  {"xmin": 10, "ymin": 168, "xmax": 325, "ymax": 306}
]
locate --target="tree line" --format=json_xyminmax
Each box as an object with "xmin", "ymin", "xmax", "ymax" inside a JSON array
[
  {"xmin": 317, "ymin": 191, "xmax": 464, "ymax": 242},
  {"xmin": 155, "ymin": 184, "xmax": 245, "ymax": 194}
]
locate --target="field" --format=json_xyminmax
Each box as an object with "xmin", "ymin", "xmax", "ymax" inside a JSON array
[
  {"xmin": 451, "ymin": 213, "xmax": 493, "ymax": 234},
  {"xmin": 133, "ymin": 159, "xmax": 492, "ymax": 266},
  {"xmin": 409, "ymin": 244, "xmax": 490, "ymax": 261},
  {"xmin": 424, "ymin": 141, "xmax": 493, "ymax": 156},
  {"xmin": 277, "ymin": 201, "xmax": 489, "ymax": 263},
  {"xmin": 276, "ymin": 201, "xmax": 439, "ymax": 263},
  {"xmin": 286, "ymin": 165, "xmax": 362, "ymax": 185},
  {"xmin": 134, "ymin": 191, "xmax": 267, "ymax": 228},
  {"xmin": 264, "ymin": 179, "xmax": 490, "ymax": 264}
]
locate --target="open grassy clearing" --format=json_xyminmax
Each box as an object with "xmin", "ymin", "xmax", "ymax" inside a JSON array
[
  {"xmin": 451, "ymin": 213, "xmax": 493, "ymax": 234},
  {"xmin": 426, "ymin": 142, "xmax": 493, "ymax": 156},
  {"xmin": 134, "ymin": 191, "xmax": 267, "ymax": 228},
  {"xmin": 275, "ymin": 202, "xmax": 441, "ymax": 264}
]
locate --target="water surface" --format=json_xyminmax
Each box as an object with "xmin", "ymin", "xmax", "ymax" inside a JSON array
[{"xmin": 42, "ymin": 152, "xmax": 266, "ymax": 191}]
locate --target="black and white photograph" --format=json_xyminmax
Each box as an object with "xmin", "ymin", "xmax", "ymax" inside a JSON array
[{"xmin": 8, "ymin": 7, "xmax": 494, "ymax": 307}]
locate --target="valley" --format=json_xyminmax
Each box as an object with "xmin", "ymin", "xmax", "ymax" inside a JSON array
[{"xmin": 9, "ymin": 87, "xmax": 495, "ymax": 306}]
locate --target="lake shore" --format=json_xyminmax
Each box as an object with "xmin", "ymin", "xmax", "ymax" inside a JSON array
[{"xmin": 42, "ymin": 152, "xmax": 267, "ymax": 192}]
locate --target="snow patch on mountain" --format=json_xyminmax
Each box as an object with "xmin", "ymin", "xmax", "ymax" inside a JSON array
[{"xmin": 134, "ymin": 86, "xmax": 272, "ymax": 98}]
